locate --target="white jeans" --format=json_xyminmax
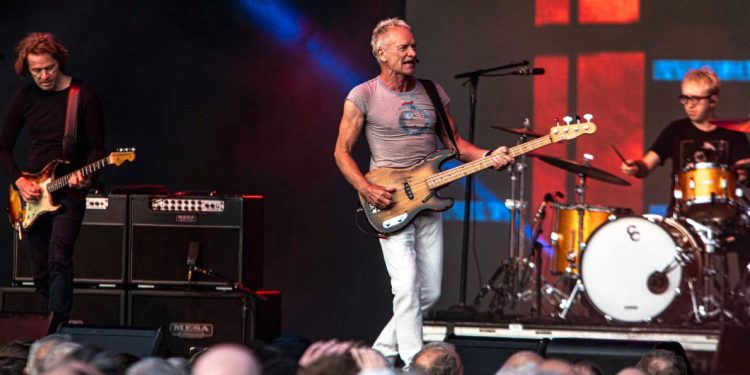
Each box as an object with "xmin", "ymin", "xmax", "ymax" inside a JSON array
[{"xmin": 372, "ymin": 211, "xmax": 443, "ymax": 366}]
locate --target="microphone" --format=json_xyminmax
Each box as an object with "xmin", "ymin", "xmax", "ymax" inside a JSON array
[
  {"xmin": 187, "ymin": 241, "xmax": 200, "ymax": 282},
  {"xmin": 512, "ymin": 67, "xmax": 545, "ymax": 76}
]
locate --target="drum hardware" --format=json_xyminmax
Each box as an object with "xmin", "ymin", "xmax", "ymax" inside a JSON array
[
  {"xmin": 533, "ymin": 151, "xmax": 634, "ymax": 319},
  {"xmin": 473, "ymin": 119, "xmax": 539, "ymax": 315}
]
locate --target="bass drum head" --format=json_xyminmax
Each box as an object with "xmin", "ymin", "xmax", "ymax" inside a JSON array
[{"xmin": 581, "ymin": 216, "xmax": 683, "ymax": 322}]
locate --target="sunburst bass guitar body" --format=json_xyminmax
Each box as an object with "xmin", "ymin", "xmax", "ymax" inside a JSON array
[
  {"xmin": 358, "ymin": 120, "xmax": 597, "ymax": 235},
  {"xmin": 359, "ymin": 149, "xmax": 456, "ymax": 234}
]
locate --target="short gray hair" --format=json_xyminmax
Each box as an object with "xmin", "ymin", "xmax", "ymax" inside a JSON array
[
  {"xmin": 370, "ymin": 18, "xmax": 411, "ymax": 58},
  {"xmin": 26, "ymin": 334, "xmax": 73, "ymax": 375}
]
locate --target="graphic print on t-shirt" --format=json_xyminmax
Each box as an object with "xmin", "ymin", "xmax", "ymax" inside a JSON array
[
  {"xmin": 679, "ymin": 139, "xmax": 729, "ymax": 169},
  {"xmin": 398, "ymin": 99, "xmax": 433, "ymax": 135}
]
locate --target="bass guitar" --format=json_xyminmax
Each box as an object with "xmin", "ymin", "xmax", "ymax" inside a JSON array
[
  {"xmin": 359, "ymin": 119, "xmax": 596, "ymax": 234},
  {"xmin": 8, "ymin": 149, "xmax": 136, "ymax": 238}
]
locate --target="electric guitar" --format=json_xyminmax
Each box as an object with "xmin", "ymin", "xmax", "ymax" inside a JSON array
[
  {"xmin": 8, "ymin": 149, "xmax": 136, "ymax": 238},
  {"xmin": 359, "ymin": 119, "xmax": 597, "ymax": 235}
]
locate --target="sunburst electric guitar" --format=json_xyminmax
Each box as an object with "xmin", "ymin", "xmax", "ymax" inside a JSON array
[
  {"xmin": 359, "ymin": 120, "xmax": 597, "ymax": 235},
  {"xmin": 8, "ymin": 149, "xmax": 136, "ymax": 238}
]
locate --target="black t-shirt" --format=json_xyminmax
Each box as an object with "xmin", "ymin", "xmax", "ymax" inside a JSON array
[
  {"xmin": 650, "ymin": 118, "xmax": 750, "ymax": 174},
  {"xmin": 0, "ymin": 78, "xmax": 105, "ymax": 182},
  {"xmin": 649, "ymin": 118, "xmax": 750, "ymax": 211}
]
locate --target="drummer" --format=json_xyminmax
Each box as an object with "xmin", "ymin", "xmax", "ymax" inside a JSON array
[
  {"xmin": 620, "ymin": 67, "xmax": 750, "ymax": 268},
  {"xmin": 621, "ymin": 67, "xmax": 750, "ymax": 210}
]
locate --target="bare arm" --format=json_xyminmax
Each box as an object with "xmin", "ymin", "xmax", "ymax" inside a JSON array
[
  {"xmin": 334, "ymin": 100, "xmax": 395, "ymax": 209},
  {"xmin": 439, "ymin": 104, "xmax": 513, "ymax": 169},
  {"xmin": 621, "ymin": 150, "xmax": 661, "ymax": 178}
]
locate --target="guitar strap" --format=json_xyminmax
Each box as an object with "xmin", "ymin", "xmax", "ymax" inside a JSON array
[
  {"xmin": 419, "ymin": 79, "xmax": 459, "ymax": 154},
  {"xmin": 63, "ymin": 83, "xmax": 80, "ymax": 162}
]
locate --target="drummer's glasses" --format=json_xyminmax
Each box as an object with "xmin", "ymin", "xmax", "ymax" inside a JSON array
[{"xmin": 678, "ymin": 95, "xmax": 711, "ymax": 105}]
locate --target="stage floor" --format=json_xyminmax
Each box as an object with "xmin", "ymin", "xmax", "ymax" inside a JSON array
[{"xmin": 424, "ymin": 318, "xmax": 721, "ymax": 352}]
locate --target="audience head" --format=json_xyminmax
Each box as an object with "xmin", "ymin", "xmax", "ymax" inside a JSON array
[
  {"xmin": 192, "ymin": 344, "xmax": 261, "ymax": 375},
  {"xmin": 26, "ymin": 334, "xmax": 73, "ymax": 375},
  {"xmin": 496, "ymin": 350, "xmax": 543, "ymax": 374},
  {"xmin": 537, "ymin": 358, "xmax": 576, "ymax": 375},
  {"xmin": 635, "ymin": 349, "xmax": 687, "ymax": 375},
  {"xmin": 617, "ymin": 367, "xmax": 648, "ymax": 375},
  {"xmin": 572, "ymin": 360, "xmax": 604, "ymax": 375},
  {"xmin": 126, "ymin": 357, "xmax": 182, "ymax": 375},
  {"xmin": 412, "ymin": 342, "xmax": 463, "ymax": 375}
]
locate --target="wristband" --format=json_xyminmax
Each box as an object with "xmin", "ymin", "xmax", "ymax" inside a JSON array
[{"xmin": 633, "ymin": 160, "xmax": 648, "ymax": 178}]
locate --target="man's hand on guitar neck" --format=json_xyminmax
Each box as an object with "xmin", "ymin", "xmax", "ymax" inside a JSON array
[
  {"xmin": 360, "ymin": 182, "xmax": 396, "ymax": 210},
  {"xmin": 484, "ymin": 146, "xmax": 514, "ymax": 170},
  {"xmin": 15, "ymin": 176, "xmax": 42, "ymax": 202},
  {"xmin": 68, "ymin": 170, "xmax": 92, "ymax": 190}
]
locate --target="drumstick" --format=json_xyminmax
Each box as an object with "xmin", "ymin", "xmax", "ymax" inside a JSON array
[{"xmin": 611, "ymin": 145, "xmax": 634, "ymax": 166}]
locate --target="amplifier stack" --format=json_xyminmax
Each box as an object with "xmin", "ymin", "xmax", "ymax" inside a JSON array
[{"xmin": 2, "ymin": 194, "xmax": 280, "ymax": 354}]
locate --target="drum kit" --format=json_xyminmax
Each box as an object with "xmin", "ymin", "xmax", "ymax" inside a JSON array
[{"xmin": 474, "ymin": 122, "xmax": 750, "ymax": 326}]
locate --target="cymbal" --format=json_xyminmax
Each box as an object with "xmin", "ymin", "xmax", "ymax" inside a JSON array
[
  {"xmin": 491, "ymin": 126, "xmax": 543, "ymax": 138},
  {"xmin": 710, "ymin": 118, "xmax": 750, "ymax": 132},
  {"xmin": 536, "ymin": 155, "xmax": 631, "ymax": 186}
]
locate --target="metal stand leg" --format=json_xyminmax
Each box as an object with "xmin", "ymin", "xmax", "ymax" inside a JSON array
[{"xmin": 558, "ymin": 278, "xmax": 583, "ymax": 320}]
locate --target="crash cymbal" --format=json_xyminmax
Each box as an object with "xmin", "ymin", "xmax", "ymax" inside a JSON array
[
  {"xmin": 711, "ymin": 118, "xmax": 750, "ymax": 132},
  {"xmin": 536, "ymin": 155, "xmax": 631, "ymax": 186},
  {"xmin": 491, "ymin": 126, "xmax": 543, "ymax": 138}
]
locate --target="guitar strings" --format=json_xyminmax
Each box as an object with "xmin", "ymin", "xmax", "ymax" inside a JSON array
[{"xmin": 384, "ymin": 136, "xmax": 553, "ymax": 206}]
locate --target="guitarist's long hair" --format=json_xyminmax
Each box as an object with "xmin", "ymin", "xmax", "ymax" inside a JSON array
[{"xmin": 14, "ymin": 32, "xmax": 69, "ymax": 77}]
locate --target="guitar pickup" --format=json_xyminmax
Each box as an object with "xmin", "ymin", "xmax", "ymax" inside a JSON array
[{"xmin": 403, "ymin": 182, "xmax": 414, "ymax": 200}]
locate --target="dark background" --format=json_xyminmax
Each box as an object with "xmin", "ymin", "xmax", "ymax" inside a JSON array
[{"xmin": 1, "ymin": 0, "xmax": 749, "ymax": 343}]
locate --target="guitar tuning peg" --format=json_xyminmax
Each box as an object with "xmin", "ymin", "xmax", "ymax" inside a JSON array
[
  {"xmin": 554, "ymin": 118, "xmax": 560, "ymax": 126},
  {"xmin": 563, "ymin": 116, "xmax": 573, "ymax": 125},
  {"xmin": 583, "ymin": 114, "xmax": 593, "ymax": 122},
  {"xmin": 575, "ymin": 115, "xmax": 581, "ymax": 123}
]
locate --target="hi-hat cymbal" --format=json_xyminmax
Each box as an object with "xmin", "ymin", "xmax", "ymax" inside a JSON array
[
  {"xmin": 491, "ymin": 126, "xmax": 543, "ymax": 138},
  {"xmin": 711, "ymin": 118, "xmax": 750, "ymax": 132},
  {"xmin": 536, "ymin": 155, "xmax": 631, "ymax": 186}
]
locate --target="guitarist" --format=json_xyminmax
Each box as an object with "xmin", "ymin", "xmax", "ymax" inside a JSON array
[
  {"xmin": 0, "ymin": 33, "xmax": 105, "ymax": 330},
  {"xmin": 334, "ymin": 18, "xmax": 513, "ymax": 368}
]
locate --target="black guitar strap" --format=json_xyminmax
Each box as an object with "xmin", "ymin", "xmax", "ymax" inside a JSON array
[
  {"xmin": 419, "ymin": 79, "xmax": 459, "ymax": 154},
  {"xmin": 63, "ymin": 83, "xmax": 80, "ymax": 163}
]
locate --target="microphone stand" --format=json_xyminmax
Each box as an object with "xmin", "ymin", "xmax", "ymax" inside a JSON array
[
  {"xmin": 190, "ymin": 265, "xmax": 267, "ymax": 344},
  {"xmin": 451, "ymin": 60, "xmax": 530, "ymax": 312}
]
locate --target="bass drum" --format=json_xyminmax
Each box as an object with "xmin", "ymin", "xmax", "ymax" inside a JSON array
[{"xmin": 581, "ymin": 216, "xmax": 702, "ymax": 323}]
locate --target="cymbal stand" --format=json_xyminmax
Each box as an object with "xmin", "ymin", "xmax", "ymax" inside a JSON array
[
  {"xmin": 472, "ymin": 120, "xmax": 534, "ymax": 314},
  {"xmin": 507, "ymin": 119, "xmax": 532, "ymax": 293},
  {"xmin": 556, "ymin": 154, "xmax": 594, "ymax": 319},
  {"xmin": 685, "ymin": 218, "xmax": 739, "ymax": 324}
]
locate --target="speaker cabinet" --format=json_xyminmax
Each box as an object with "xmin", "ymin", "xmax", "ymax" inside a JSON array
[
  {"xmin": 128, "ymin": 290, "xmax": 281, "ymax": 357},
  {"xmin": 0, "ymin": 312, "xmax": 52, "ymax": 345},
  {"xmin": 0, "ymin": 287, "xmax": 125, "ymax": 325},
  {"xmin": 129, "ymin": 195, "xmax": 263, "ymax": 287},
  {"xmin": 445, "ymin": 336, "xmax": 546, "ymax": 375},
  {"xmin": 59, "ymin": 325, "xmax": 163, "ymax": 358},
  {"xmin": 13, "ymin": 194, "xmax": 128, "ymax": 284}
]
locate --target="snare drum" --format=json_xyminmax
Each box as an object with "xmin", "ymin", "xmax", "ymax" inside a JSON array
[
  {"xmin": 550, "ymin": 204, "xmax": 631, "ymax": 275},
  {"xmin": 581, "ymin": 215, "xmax": 702, "ymax": 322},
  {"xmin": 677, "ymin": 162, "xmax": 738, "ymax": 221}
]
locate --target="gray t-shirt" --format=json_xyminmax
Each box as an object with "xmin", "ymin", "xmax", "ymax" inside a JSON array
[{"xmin": 346, "ymin": 77, "xmax": 451, "ymax": 170}]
